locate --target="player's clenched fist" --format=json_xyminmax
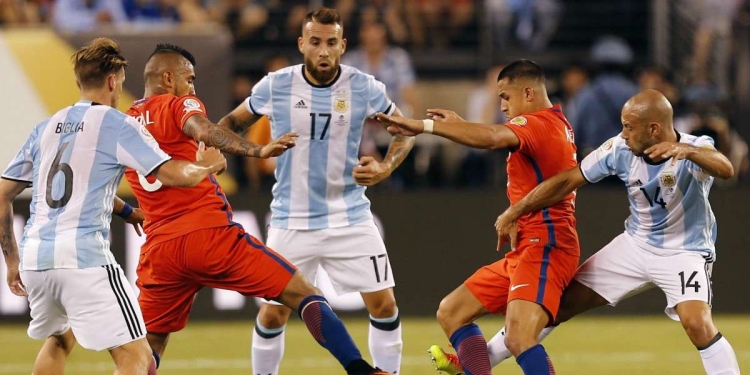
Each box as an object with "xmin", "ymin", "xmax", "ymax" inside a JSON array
[
  {"xmin": 353, "ymin": 156, "xmax": 391, "ymax": 186},
  {"xmin": 196, "ymin": 142, "xmax": 228, "ymax": 175},
  {"xmin": 260, "ymin": 132, "xmax": 299, "ymax": 158}
]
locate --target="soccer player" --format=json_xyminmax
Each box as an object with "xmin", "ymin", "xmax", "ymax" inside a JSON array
[
  {"xmin": 125, "ymin": 43, "xmax": 391, "ymax": 375},
  {"xmin": 1, "ymin": 37, "xmax": 226, "ymax": 375},
  {"xmin": 483, "ymin": 89, "xmax": 740, "ymax": 375},
  {"xmin": 218, "ymin": 7, "xmax": 415, "ymax": 375},
  {"xmin": 377, "ymin": 60, "xmax": 578, "ymax": 375}
]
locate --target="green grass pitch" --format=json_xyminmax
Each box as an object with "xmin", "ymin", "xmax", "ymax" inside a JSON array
[{"xmin": 0, "ymin": 315, "xmax": 748, "ymax": 374}]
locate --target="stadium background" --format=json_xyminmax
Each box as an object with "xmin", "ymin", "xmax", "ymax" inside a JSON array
[{"xmin": 1, "ymin": 0, "xmax": 749, "ymax": 373}]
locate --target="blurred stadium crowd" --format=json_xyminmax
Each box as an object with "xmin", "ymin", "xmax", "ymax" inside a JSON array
[{"xmin": 2, "ymin": 0, "xmax": 750, "ymax": 190}]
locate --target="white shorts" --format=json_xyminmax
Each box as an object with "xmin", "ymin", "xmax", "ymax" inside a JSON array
[
  {"xmin": 574, "ymin": 232, "xmax": 713, "ymax": 321},
  {"xmin": 21, "ymin": 264, "xmax": 146, "ymax": 351},
  {"xmin": 264, "ymin": 220, "xmax": 394, "ymax": 304}
]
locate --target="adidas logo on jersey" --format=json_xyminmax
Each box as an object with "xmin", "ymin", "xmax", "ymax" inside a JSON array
[{"xmin": 294, "ymin": 100, "xmax": 308, "ymax": 109}]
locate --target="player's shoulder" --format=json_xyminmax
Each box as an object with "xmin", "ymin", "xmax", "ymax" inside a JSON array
[
  {"xmin": 595, "ymin": 134, "xmax": 628, "ymax": 155},
  {"xmin": 267, "ymin": 65, "xmax": 300, "ymax": 81},
  {"xmin": 679, "ymin": 132, "xmax": 715, "ymax": 147},
  {"xmin": 341, "ymin": 64, "xmax": 378, "ymax": 84}
]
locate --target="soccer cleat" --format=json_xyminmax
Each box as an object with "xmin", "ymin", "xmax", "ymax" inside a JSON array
[
  {"xmin": 367, "ymin": 369, "xmax": 392, "ymax": 375},
  {"xmin": 428, "ymin": 345, "xmax": 464, "ymax": 375}
]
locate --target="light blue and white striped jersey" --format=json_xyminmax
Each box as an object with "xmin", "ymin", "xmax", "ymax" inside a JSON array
[
  {"xmin": 246, "ymin": 64, "xmax": 397, "ymax": 230},
  {"xmin": 2, "ymin": 101, "xmax": 170, "ymax": 271},
  {"xmin": 580, "ymin": 132, "xmax": 717, "ymax": 257}
]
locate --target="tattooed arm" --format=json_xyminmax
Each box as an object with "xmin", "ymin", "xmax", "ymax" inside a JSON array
[
  {"xmin": 353, "ymin": 108, "xmax": 416, "ymax": 186},
  {"xmin": 217, "ymin": 104, "xmax": 263, "ymax": 134},
  {"xmin": 182, "ymin": 114, "xmax": 265, "ymax": 157},
  {"xmin": 0, "ymin": 178, "xmax": 30, "ymax": 296}
]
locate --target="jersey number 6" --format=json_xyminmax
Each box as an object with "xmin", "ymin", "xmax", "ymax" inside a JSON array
[{"xmin": 45, "ymin": 142, "xmax": 73, "ymax": 209}]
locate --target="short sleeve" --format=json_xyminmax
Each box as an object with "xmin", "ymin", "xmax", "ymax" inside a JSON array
[
  {"xmin": 246, "ymin": 75, "xmax": 272, "ymax": 117},
  {"xmin": 116, "ymin": 116, "xmax": 171, "ymax": 176},
  {"xmin": 2, "ymin": 126, "xmax": 39, "ymax": 183},
  {"xmin": 504, "ymin": 115, "xmax": 546, "ymax": 156},
  {"xmin": 686, "ymin": 135, "xmax": 716, "ymax": 181},
  {"xmin": 579, "ymin": 137, "xmax": 619, "ymax": 183},
  {"xmin": 367, "ymin": 76, "xmax": 396, "ymax": 117},
  {"xmin": 171, "ymin": 95, "xmax": 207, "ymax": 130}
]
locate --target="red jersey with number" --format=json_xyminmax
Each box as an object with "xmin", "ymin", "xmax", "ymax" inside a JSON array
[
  {"xmin": 124, "ymin": 94, "xmax": 234, "ymax": 247},
  {"xmin": 504, "ymin": 104, "xmax": 579, "ymax": 249}
]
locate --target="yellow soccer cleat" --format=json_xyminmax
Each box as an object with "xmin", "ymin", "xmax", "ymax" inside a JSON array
[{"xmin": 428, "ymin": 345, "xmax": 464, "ymax": 375}]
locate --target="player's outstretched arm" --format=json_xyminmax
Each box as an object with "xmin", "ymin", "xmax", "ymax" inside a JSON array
[
  {"xmin": 495, "ymin": 166, "xmax": 588, "ymax": 249},
  {"xmin": 376, "ymin": 112, "xmax": 520, "ymax": 150},
  {"xmin": 152, "ymin": 146, "xmax": 227, "ymax": 187},
  {"xmin": 645, "ymin": 142, "xmax": 734, "ymax": 179},
  {"xmin": 184, "ymin": 112, "xmax": 298, "ymax": 158},
  {"xmin": 0, "ymin": 178, "xmax": 29, "ymax": 296}
]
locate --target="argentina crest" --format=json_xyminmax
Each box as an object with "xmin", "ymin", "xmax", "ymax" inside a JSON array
[{"xmin": 334, "ymin": 91, "xmax": 349, "ymax": 113}]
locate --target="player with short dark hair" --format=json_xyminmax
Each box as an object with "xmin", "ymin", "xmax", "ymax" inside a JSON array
[
  {"xmin": 378, "ymin": 59, "xmax": 578, "ymax": 375},
  {"xmin": 125, "ymin": 42, "xmax": 390, "ymax": 375}
]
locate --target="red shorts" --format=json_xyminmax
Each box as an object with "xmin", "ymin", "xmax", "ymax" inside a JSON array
[
  {"xmin": 465, "ymin": 243, "xmax": 579, "ymax": 319},
  {"xmin": 136, "ymin": 225, "xmax": 297, "ymax": 333}
]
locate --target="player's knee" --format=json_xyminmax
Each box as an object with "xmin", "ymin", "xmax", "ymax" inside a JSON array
[
  {"xmin": 680, "ymin": 314, "xmax": 716, "ymax": 346},
  {"xmin": 436, "ymin": 296, "xmax": 459, "ymax": 330},
  {"xmin": 258, "ymin": 306, "xmax": 292, "ymax": 328},
  {"xmin": 113, "ymin": 341, "xmax": 152, "ymax": 371},
  {"xmin": 368, "ymin": 298, "xmax": 398, "ymax": 318}
]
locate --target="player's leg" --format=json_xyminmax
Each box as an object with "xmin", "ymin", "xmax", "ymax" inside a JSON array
[
  {"xmin": 59, "ymin": 266, "xmax": 154, "ymax": 374},
  {"xmin": 254, "ymin": 303, "xmax": 294, "ymax": 374},
  {"xmin": 487, "ymin": 233, "xmax": 650, "ymax": 368},
  {"xmin": 253, "ymin": 225, "xmax": 321, "ymax": 375},
  {"xmin": 319, "ymin": 221, "xmax": 402, "ymax": 374},
  {"xmin": 500, "ymin": 244, "xmax": 578, "ymax": 375},
  {"xmin": 654, "ymin": 253, "xmax": 740, "ymax": 375},
  {"xmin": 202, "ymin": 226, "xmax": 384, "ymax": 375},
  {"xmin": 485, "ymin": 279, "xmax": 609, "ymax": 367},
  {"xmin": 21, "ymin": 270, "xmax": 75, "ymax": 375},
  {"xmin": 108, "ymin": 338, "xmax": 153, "ymax": 375},
  {"xmin": 435, "ymin": 283, "xmax": 492, "ymax": 375},
  {"xmin": 136, "ymin": 236, "xmax": 202, "ymax": 371},
  {"xmin": 32, "ymin": 330, "xmax": 76, "ymax": 375},
  {"xmin": 361, "ymin": 288, "xmax": 402, "ymax": 374}
]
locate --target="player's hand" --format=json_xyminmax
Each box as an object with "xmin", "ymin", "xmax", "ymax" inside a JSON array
[
  {"xmin": 260, "ymin": 132, "xmax": 299, "ymax": 158},
  {"xmin": 6, "ymin": 262, "xmax": 26, "ymax": 297},
  {"xmin": 375, "ymin": 113, "xmax": 424, "ymax": 136},
  {"xmin": 495, "ymin": 209, "xmax": 519, "ymax": 252},
  {"xmin": 125, "ymin": 207, "xmax": 145, "ymax": 237},
  {"xmin": 353, "ymin": 156, "xmax": 390, "ymax": 186},
  {"xmin": 197, "ymin": 143, "xmax": 227, "ymax": 175},
  {"xmin": 427, "ymin": 108, "xmax": 465, "ymax": 122},
  {"xmin": 645, "ymin": 142, "xmax": 694, "ymax": 164}
]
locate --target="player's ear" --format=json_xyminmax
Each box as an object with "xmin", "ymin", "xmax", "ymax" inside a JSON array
[
  {"xmin": 298, "ymin": 37, "xmax": 304, "ymax": 54},
  {"xmin": 163, "ymin": 71, "xmax": 173, "ymax": 89},
  {"xmin": 341, "ymin": 38, "xmax": 347, "ymax": 54},
  {"xmin": 107, "ymin": 73, "xmax": 116, "ymax": 92},
  {"xmin": 525, "ymin": 86, "xmax": 534, "ymax": 102}
]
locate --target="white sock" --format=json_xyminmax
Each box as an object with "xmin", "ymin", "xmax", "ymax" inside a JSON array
[
  {"xmin": 487, "ymin": 325, "xmax": 557, "ymax": 367},
  {"xmin": 369, "ymin": 311, "xmax": 403, "ymax": 374},
  {"xmin": 252, "ymin": 321, "xmax": 286, "ymax": 375},
  {"xmin": 699, "ymin": 333, "xmax": 740, "ymax": 375}
]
